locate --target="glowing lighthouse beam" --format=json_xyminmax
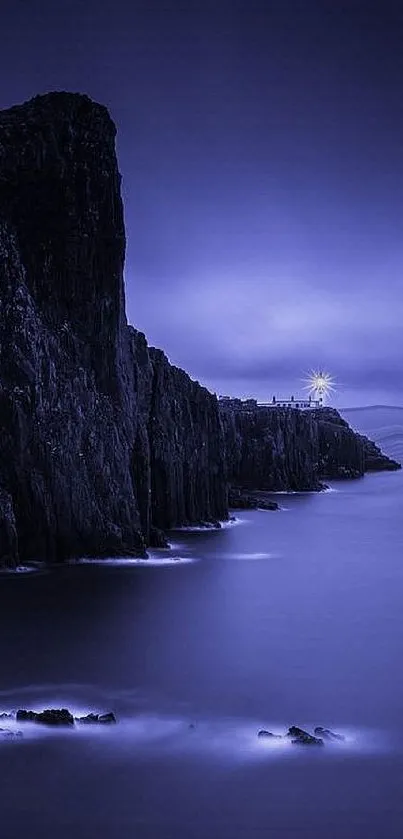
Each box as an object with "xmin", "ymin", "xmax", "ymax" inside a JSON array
[{"xmin": 303, "ymin": 370, "xmax": 336, "ymax": 405}]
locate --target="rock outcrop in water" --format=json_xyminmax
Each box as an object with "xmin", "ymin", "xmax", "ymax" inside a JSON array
[
  {"xmin": 14, "ymin": 708, "xmax": 116, "ymax": 726},
  {"xmin": 0, "ymin": 92, "xmax": 227, "ymax": 568},
  {"xmin": 16, "ymin": 708, "xmax": 75, "ymax": 726}
]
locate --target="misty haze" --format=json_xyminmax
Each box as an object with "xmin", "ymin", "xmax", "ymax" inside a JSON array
[{"xmin": 0, "ymin": 2, "xmax": 402, "ymax": 838}]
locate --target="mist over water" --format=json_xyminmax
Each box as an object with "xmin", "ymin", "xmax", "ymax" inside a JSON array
[{"xmin": 0, "ymin": 413, "xmax": 402, "ymax": 838}]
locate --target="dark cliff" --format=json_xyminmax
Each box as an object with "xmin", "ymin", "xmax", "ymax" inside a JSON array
[
  {"xmin": 310, "ymin": 408, "xmax": 365, "ymax": 479},
  {"xmin": 313, "ymin": 409, "xmax": 400, "ymax": 475},
  {"xmin": 357, "ymin": 434, "xmax": 401, "ymax": 472},
  {"xmin": 220, "ymin": 401, "xmax": 398, "ymax": 493},
  {"xmin": 0, "ymin": 92, "xmax": 227, "ymax": 568},
  {"xmin": 130, "ymin": 334, "xmax": 227, "ymax": 535},
  {"xmin": 220, "ymin": 404, "xmax": 322, "ymax": 491},
  {"xmin": 0, "ymin": 93, "xmax": 398, "ymax": 569}
]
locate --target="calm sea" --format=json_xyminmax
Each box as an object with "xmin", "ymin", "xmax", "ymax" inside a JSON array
[{"xmin": 0, "ymin": 408, "xmax": 402, "ymax": 838}]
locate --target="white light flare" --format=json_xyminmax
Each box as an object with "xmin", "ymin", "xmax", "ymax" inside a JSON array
[{"xmin": 303, "ymin": 369, "xmax": 336, "ymax": 404}]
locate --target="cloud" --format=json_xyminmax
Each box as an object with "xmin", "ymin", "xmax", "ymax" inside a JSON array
[{"xmin": 128, "ymin": 267, "xmax": 401, "ymax": 366}]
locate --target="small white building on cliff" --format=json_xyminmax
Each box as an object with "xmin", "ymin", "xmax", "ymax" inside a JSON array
[
  {"xmin": 263, "ymin": 395, "xmax": 322, "ymax": 409},
  {"xmin": 218, "ymin": 395, "xmax": 322, "ymax": 410}
]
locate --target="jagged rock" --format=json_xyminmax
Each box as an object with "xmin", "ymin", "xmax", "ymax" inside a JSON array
[
  {"xmin": 221, "ymin": 404, "xmax": 323, "ymax": 491},
  {"xmin": 292, "ymin": 733, "xmax": 324, "ymax": 746},
  {"xmin": 221, "ymin": 400, "xmax": 396, "ymax": 491},
  {"xmin": 76, "ymin": 713, "xmax": 99, "ymax": 725},
  {"xmin": 0, "ymin": 712, "xmax": 13, "ymax": 720},
  {"xmin": 0, "ymin": 489, "xmax": 19, "ymax": 568},
  {"xmin": 357, "ymin": 435, "xmax": 401, "ymax": 472},
  {"xmin": 312, "ymin": 409, "xmax": 365, "ymax": 479},
  {"xmin": 200, "ymin": 519, "xmax": 222, "ymax": 529},
  {"xmin": 149, "ymin": 527, "xmax": 169, "ymax": 548},
  {"xmin": 98, "ymin": 712, "xmax": 116, "ymax": 724},
  {"xmin": 287, "ymin": 726, "xmax": 324, "ymax": 746},
  {"xmin": 314, "ymin": 726, "xmax": 345, "ymax": 741},
  {"xmin": 257, "ymin": 729, "xmax": 281, "ymax": 738},
  {"xmin": 76, "ymin": 711, "xmax": 116, "ymax": 725},
  {"xmin": 16, "ymin": 708, "xmax": 75, "ymax": 726},
  {"xmin": 229, "ymin": 488, "xmax": 279, "ymax": 510},
  {"xmin": 228, "ymin": 488, "xmax": 258, "ymax": 509}
]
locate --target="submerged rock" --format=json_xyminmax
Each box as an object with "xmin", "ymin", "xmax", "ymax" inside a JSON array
[
  {"xmin": 0, "ymin": 729, "xmax": 23, "ymax": 739},
  {"xmin": 76, "ymin": 713, "xmax": 99, "ymax": 724},
  {"xmin": 314, "ymin": 726, "xmax": 345, "ymax": 742},
  {"xmin": 76, "ymin": 711, "xmax": 116, "ymax": 725},
  {"xmin": 200, "ymin": 520, "xmax": 222, "ymax": 529},
  {"xmin": 98, "ymin": 712, "xmax": 116, "ymax": 724},
  {"xmin": 287, "ymin": 726, "xmax": 324, "ymax": 746},
  {"xmin": 16, "ymin": 708, "xmax": 75, "ymax": 726},
  {"xmin": 257, "ymin": 729, "xmax": 281, "ymax": 739},
  {"xmin": 229, "ymin": 488, "xmax": 279, "ymax": 510}
]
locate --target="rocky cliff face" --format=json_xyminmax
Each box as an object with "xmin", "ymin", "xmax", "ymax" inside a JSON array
[
  {"xmin": 311, "ymin": 408, "xmax": 365, "ymax": 479},
  {"xmin": 0, "ymin": 92, "xmax": 398, "ymax": 569},
  {"xmin": 357, "ymin": 434, "xmax": 401, "ymax": 472},
  {"xmin": 220, "ymin": 401, "xmax": 398, "ymax": 492},
  {"xmin": 0, "ymin": 92, "xmax": 227, "ymax": 568},
  {"xmin": 130, "ymin": 332, "xmax": 227, "ymax": 535},
  {"xmin": 220, "ymin": 404, "xmax": 322, "ymax": 491}
]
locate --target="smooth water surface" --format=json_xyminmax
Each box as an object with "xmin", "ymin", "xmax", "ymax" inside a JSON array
[{"xmin": 1, "ymin": 458, "xmax": 402, "ymax": 836}]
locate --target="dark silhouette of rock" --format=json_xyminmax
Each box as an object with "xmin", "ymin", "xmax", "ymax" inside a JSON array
[
  {"xmin": 98, "ymin": 712, "xmax": 116, "ymax": 724},
  {"xmin": 229, "ymin": 489, "xmax": 279, "ymax": 510},
  {"xmin": 76, "ymin": 711, "xmax": 116, "ymax": 725},
  {"xmin": 221, "ymin": 400, "xmax": 397, "ymax": 492},
  {"xmin": 257, "ymin": 729, "xmax": 281, "ymax": 738},
  {"xmin": 16, "ymin": 708, "xmax": 75, "ymax": 726},
  {"xmin": 287, "ymin": 726, "xmax": 324, "ymax": 746},
  {"xmin": 0, "ymin": 92, "xmax": 227, "ymax": 568},
  {"xmin": 76, "ymin": 713, "xmax": 100, "ymax": 725},
  {"xmin": 314, "ymin": 726, "xmax": 345, "ymax": 741},
  {"xmin": 312, "ymin": 408, "xmax": 365, "ymax": 479},
  {"xmin": 357, "ymin": 435, "xmax": 401, "ymax": 472},
  {"xmin": 149, "ymin": 527, "xmax": 170, "ymax": 548},
  {"xmin": 221, "ymin": 404, "xmax": 323, "ymax": 492}
]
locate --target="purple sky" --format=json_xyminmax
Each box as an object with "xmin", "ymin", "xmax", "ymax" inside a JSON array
[{"xmin": 1, "ymin": 1, "xmax": 402, "ymax": 406}]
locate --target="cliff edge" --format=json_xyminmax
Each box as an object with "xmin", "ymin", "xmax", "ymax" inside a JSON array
[
  {"xmin": 0, "ymin": 92, "xmax": 227, "ymax": 567},
  {"xmin": 0, "ymin": 93, "xmax": 398, "ymax": 569},
  {"xmin": 220, "ymin": 401, "xmax": 399, "ymax": 494}
]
